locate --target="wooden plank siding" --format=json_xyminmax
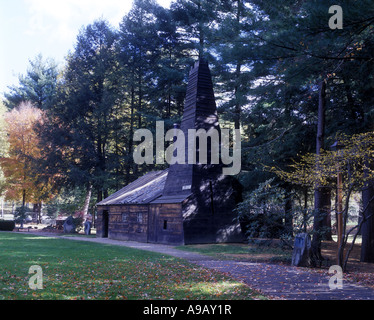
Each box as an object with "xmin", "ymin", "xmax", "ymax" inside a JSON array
[
  {"xmin": 97, "ymin": 205, "xmax": 148, "ymax": 242},
  {"xmin": 110, "ymin": 205, "xmax": 148, "ymax": 242},
  {"xmin": 97, "ymin": 203, "xmax": 185, "ymax": 245},
  {"xmin": 148, "ymin": 203, "xmax": 184, "ymax": 245}
]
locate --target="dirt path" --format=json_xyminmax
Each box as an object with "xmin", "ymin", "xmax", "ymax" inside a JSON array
[{"xmin": 23, "ymin": 232, "xmax": 374, "ymax": 300}]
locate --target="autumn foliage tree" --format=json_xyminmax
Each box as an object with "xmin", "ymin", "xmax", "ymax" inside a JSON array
[
  {"xmin": 0, "ymin": 102, "xmax": 47, "ymax": 209},
  {"xmin": 0, "ymin": 101, "xmax": 9, "ymax": 197},
  {"xmin": 270, "ymin": 132, "xmax": 374, "ymax": 270}
]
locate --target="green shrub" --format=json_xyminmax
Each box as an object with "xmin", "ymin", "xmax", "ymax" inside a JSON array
[
  {"xmin": 14, "ymin": 206, "xmax": 30, "ymax": 224},
  {"xmin": 0, "ymin": 220, "xmax": 15, "ymax": 231},
  {"xmin": 236, "ymin": 179, "xmax": 287, "ymax": 240}
]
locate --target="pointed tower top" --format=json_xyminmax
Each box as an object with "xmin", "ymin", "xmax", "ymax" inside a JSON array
[
  {"xmin": 161, "ymin": 59, "xmax": 222, "ymax": 197},
  {"xmin": 190, "ymin": 58, "xmax": 208, "ymax": 74},
  {"xmin": 182, "ymin": 59, "xmax": 218, "ymax": 132}
]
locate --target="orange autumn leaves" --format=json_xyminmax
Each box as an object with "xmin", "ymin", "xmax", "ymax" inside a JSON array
[{"xmin": 0, "ymin": 102, "xmax": 50, "ymax": 204}]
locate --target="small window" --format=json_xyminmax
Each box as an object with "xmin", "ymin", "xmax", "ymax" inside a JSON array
[
  {"xmin": 121, "ymin": 213, "xmax": 128, "ymax": 223},
  {"xmin": 137, "ymin": 213, "xmax": 143, "ymax": 224},
  {"xmin": 163, "ymin": 220, "xmax": 168, "ymax": 230}
]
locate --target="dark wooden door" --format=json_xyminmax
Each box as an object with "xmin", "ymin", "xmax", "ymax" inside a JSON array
[
  {"xmin": 148, "ymin": 207, "xmax": 159, "ymax": 243},
  {"xmin": 102, "ymin": 210, "xmax": 109, "ymax": 238}
]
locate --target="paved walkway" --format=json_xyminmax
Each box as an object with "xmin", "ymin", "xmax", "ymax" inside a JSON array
[{"xmin": 30, "ymin": 233, "xmax": 374, "ymax": 300}]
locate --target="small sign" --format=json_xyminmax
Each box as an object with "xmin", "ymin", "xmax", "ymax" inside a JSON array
[
  {"xmin": 294, "ymin": 236, "xmax": 305, "ymax": 249},
  {"xmin": 291, "ymin": 233, "xmax": 311, "ymax": 267},
  {"xmin": 182, "ymin": 185, "xmax": 192, "ymax": 191}
]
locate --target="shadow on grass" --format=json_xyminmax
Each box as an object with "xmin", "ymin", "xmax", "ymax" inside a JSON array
[
  {"xmin": 0, "ymin": 232, "xmax": 266, "ymax": 300},
  {"xmin": 176, "ymin": 243, "xmax": 292, "ymax": 264}
]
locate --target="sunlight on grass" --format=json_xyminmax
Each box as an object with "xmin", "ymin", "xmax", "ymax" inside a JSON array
[
  {"xmin": 175, "ymin": 281, "xmax": 249, "ymax": 298},
  {"xmin": 331, "ymin": 235, "xmax": 362, "ymax": 244},
  {"xmin": 0, "ymin": 232, "xmax": 266, "ymax": 300},
  {"xmin": 22, "ymin": 236, "xmax": 56, "ymax": 240}
]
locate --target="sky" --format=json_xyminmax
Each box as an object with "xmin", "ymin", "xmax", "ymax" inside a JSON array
[{"xmin": 0, "ymin": 0, "xmax": 172, "ymax": 99}]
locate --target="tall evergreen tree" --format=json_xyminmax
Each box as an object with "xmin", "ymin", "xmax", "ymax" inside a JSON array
[
  {"xmin": 211, "ymin": 0, "xmax": 257, "ymax": 130},
  {"xmin": 41, "ymin": 20, "xmax": 120, "ymax": 202},
  {"xmin": 4, "ymin": 54, "xmax": 59, "ymax": 110},
  {"xmin": 244, "ymin": 0, "xmax": 374, "ymax": 259},
  {"xmin": 170, "ymin": 0, "xmax": 219, "ymax": 59},
  {"xmin": 118, "ymin": 0, "xmax": 184, "ymax": 182},
  {"xmin": 150, "ymin": 4, "xmax": 191, "ymax": 120}
]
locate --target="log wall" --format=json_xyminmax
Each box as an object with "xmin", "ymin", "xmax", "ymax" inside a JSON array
[{"xmin": 148, "ymin": 203, "xmax": 184, "ymax": 245}]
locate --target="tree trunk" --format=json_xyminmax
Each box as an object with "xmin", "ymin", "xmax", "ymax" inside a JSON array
[
  {"xmin": 302, "ymin": 188, "xmax": 309, "ymax": 232},
  {"xmin": 312, "ymin": 187, "xmax": 331, "ymax": 265},
  {"xmin": 284, "ymin": 187, "xmax": 293, "ymax": 237},
  {"xmin": 361, "ymin": 166, "xmax": 374, "ymax": 262},
  {"xmin": 126, "ymin": 85, "xmax": 135, "ymax": 184},
  {"xmin": 82, "ymin": 184, "xmax": 92, "ymax": 215},
  {"xmin": 197, "ymin": 0, "xmax": 204, "ymax": 59},
  {"xmin": 97, "ymin": 189, "xmax": 103, "ymax": 204},
  {"xmin": 33, "ymin": 202, "xmax": 42, "ymax": 224},
  {"xmin": 233, "ymin": 1, "xmax": 242, "ymax": 131},
  {"xmin": 37, "ymin": 201, "xmax": 42, "ymax": 224},
  {"xmin": 311, "ymin": 80, "xmax": 332, "ymax": 265},
  {"xmin": 234, "ymin": 62, "xmax": 242, "ymax": 131},
  {"xmin": 22, "ymin": 189, "xmax": 26, "ymax": 208}
]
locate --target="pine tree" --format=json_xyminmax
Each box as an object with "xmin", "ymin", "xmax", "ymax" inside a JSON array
[
  {"xmin": 210, "ymin": 0, "xmax": 257, "ymax": 130},
  {"xmin": 170, "ymin": 0, "xmax": 219, "ymax": 59},
  {"xmin": 41, "ymin": 20, "xmax": 120, "ymax": 202},
  {"xmin": 150, "ymin": 4, "xmax": 191, "ymax": 120},
  {"xmin": 118, "ymin": 0, "xmax": 181, "ymax": 182},
  {"xmin": 4, "ymin": 54, "xmax": 58, "ymax": 110},
  {"xmin": 245, "ymin": 0, "xmax": 374, "ymax": 259}
]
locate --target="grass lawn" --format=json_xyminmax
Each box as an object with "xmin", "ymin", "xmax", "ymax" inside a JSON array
[
  {"xmin": 0, "ymin": 232, "xmax": 266, "ymax": 300},
  {"xmin": 176, "ymin": 242, "xmax": 293, "ymax": 264}
]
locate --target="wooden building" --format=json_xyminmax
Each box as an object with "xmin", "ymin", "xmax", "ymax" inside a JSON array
[{"xmin": 96, "ymin": 60, "xmax": 243, "ymax": 245}]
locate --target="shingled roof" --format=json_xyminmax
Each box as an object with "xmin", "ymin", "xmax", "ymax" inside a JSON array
[{"xmin": 97, "ymin": 170, "xmax": 169, "ymax": 205}]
